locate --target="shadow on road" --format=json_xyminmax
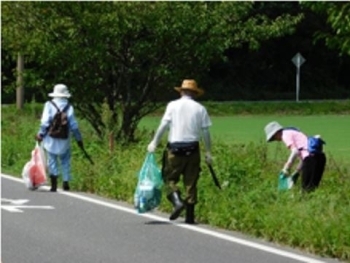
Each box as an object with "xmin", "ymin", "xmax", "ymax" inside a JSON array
[{"xmin": 144, "ymin": 220, "xmax": 171, "ymax": 225}]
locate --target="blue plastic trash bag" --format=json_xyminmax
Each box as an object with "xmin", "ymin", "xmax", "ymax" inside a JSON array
[
  {"xmin": 278, "ymin": 172, "xmax": 293, "ymax": 191},
  {"xmin": 134, "ymin": 153, "xmax": 163, "ymax": 213}
]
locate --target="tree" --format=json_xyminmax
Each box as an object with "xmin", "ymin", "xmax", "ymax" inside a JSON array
[
  {"xmin": 302, "ymin": 2, "xmax": 350, "ymax": 56},
  {"xmin": 1, "ymin": 2, "xmax": 302, "ymax": 142}
]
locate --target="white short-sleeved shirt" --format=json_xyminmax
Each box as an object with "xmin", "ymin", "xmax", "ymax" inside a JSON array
[{"xmin": 161, "ymin": 96, "xmax": 212, "ymax": 143}]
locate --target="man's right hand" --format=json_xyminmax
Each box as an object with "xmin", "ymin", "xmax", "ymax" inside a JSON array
[{"xmin": 147, "ymin": 141, "xmax": 156, "ymax": 153}]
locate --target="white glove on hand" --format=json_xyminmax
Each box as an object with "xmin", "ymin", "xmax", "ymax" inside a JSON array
[
  {"xmin": 282, "ymin": 162, "xmax": 291, "ymax": 175},
  {"xmin": 147, "ymin": 141, "xmax": 156, "ymax": 153},
  {"xmin": 205, "ymin": 152, "xmax": 213, "ymax": 165},
  {"xmin": 281, "ymin": 167, "xmax": 289, "ymax": 176}
]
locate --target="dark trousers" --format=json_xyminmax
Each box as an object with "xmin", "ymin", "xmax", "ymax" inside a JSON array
[
  {"xmin": 301, "ymin": 153, "xmax": 326, "ymax": 192},
  {"xmin": 162, "ymin": 148, "xmax": 200, "ymax": 204}
]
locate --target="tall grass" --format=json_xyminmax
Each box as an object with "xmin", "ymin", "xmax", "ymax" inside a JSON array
[{"xmin": 1, "ymin": 103, "xmax": 349, "ymax": 262}]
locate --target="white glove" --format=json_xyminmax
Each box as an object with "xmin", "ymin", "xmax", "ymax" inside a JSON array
[
  {"xmin": 282, "ymin": 162, "xmax": 291, "ymax": 175},
  {"xmin": 205, "ymin": 152, "xmax": 212, "ymax": 165},
  {"xmin": 147, "ymin": 141, "xmax": 156, "ymax": 153},
  {"xmin": 281, "ymin": 167, "xmax": 289, "ymax": 175}
]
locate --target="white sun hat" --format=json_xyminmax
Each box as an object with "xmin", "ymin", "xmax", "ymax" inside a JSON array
[
  {"xmin": 48, "ymin": 84, "xmax": 71, "ymax": 98},
  {"xmin": 264, "ymin": 121, "xmax": 283, "ymax": 142}
]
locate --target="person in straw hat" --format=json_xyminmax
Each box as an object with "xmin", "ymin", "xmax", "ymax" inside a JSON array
[
  {"xmin": 147, "ymin": 79, "xmax": 213, "ymax": 224},
  {"xmin": 264, "ymin": 121, "xmax": 326, "ymax": 192},
  {"xmin": 35, "ymin": 84, "xmax": 83, "ymax": 192}
]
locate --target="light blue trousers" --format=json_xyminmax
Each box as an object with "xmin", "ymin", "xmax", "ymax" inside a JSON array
[{"xmin": 47, "ymin": 148, "xmax": 71, "ymax": 182}]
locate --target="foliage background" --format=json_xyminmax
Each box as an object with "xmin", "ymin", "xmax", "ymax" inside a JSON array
[{"xmin": 2, "ymin": 2, "xmax": 349, "ymax": 142}]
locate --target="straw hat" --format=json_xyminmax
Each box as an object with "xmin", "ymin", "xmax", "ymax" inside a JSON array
[
  {"xmin": 264, "ymin": 121, "xmax": 283, "ymax": 142},
  {"xmin": 174, "ymin": 79, "xmax": 204, "ymax": 96},
  {"xmin": 48, "ymin": 84, "xmax": 71, "ymax": 98}
]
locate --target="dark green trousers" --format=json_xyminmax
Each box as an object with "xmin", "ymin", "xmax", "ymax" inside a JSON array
[{"xmin": 163, "ymin": 149, "xmax": 200, "ymax": 204}]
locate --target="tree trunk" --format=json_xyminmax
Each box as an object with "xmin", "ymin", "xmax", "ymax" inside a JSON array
[{"xmin": 16, "ymin": 53, "xmax": 24, "ymax": 110}]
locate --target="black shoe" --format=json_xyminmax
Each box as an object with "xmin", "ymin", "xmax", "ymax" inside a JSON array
[
  {"xmin": 63, "ymin": 181, "xmax": 70, "ymax": 191},
  {"xmin": 167, "ymin": 191, "xmax": 185, "ymax": 220},
  {"xmin": 185, "ymin": 204, "xmax": 196, "ymax": 224},
  {"xmin": 50, "ymin": 175, "xmax": 57, "ymax": 192}
]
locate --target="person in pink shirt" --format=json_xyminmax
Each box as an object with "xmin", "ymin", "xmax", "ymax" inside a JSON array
[{"xmin": 264, "ymin": 121, "xmax": 326, "ymax": 192}]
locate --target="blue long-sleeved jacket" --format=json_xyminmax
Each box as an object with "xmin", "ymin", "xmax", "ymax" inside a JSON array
[{"xmin": 38, "ymin": 98, "xmax": 82, "ymax": 155}]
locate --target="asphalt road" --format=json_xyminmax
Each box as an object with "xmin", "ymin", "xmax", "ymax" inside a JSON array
[{"xmin": 1, "ymin": 174, "xmax": 340, "ymax": 263}]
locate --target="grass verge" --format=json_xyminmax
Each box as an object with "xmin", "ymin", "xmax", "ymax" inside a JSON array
[{"xmin": 2, "ymin": 103, "xmax": 350, "ymax": 262}]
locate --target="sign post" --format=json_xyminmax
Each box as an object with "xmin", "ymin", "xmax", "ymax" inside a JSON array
[{"xmin": 291, "ymin": 53, "xmax": 306, "ymax": 102}]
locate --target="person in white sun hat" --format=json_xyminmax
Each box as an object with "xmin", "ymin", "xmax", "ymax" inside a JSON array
[
  {"xmin": 35, "ymin": 84, "xmax": 83, "ymax": 192},
  {"xmin": 264, "ymin": 121, "xmax": 326, "ymax": 192}
]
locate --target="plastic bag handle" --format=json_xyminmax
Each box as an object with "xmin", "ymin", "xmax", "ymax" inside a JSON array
[
  {"xmin": 146, "ymin": 152, "xmax": 155, "ymax": 162},
  {"xmin": 137, "ymin": 153, "xmax": 156, "ymax": 179},
  {"xmin": 141, "ymin": 152, "xmax": 155, "ymax": 168}
]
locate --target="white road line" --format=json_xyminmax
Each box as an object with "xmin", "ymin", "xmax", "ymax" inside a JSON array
[{"xmin": 1, "ymin": 174, "xmax": 326, "ymax": 263}]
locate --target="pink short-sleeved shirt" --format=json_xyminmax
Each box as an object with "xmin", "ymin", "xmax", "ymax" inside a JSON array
[{"xmin": 282, "ymin": 129, "xmax": 309, "ymax": 159}]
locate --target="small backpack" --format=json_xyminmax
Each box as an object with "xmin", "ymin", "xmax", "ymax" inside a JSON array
[
  {"xmin": 308, "ymin": 136, "xmax": 325, "ymax": 154},
  {"xmin": 47, "ymin": 101, "xmax": 70, "ymax": 139}
]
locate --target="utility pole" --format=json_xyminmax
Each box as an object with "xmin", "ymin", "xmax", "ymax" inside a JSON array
[{"xmin": 16, "ymin": 52, "xmax": 24, "ymax": 109}]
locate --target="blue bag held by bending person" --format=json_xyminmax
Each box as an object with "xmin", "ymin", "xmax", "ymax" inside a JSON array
[{"xmin": 134, "ymin": 153, "xmax": 163, "ymax": 213}]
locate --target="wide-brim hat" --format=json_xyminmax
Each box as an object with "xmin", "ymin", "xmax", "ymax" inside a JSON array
[
  {"xmin": 174, "ymin": 79, "xmax": 204, "ymax": 96},
  {"xmin": 48, "ymin": 84, "xmax": 71, "ymax": 98},
  {"xmin": 264, "ymin": 121, "xmax": 283, "ymax": 142}
]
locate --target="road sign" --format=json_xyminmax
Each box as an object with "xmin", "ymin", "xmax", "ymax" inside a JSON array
[
  {"xmin": 1, "ymin": 198, "xmax": 54, "ymax": 213},
  {"xmin": 291, "ymin": 52, "xmax": 306, "ymax": 102},
  {"xmin": 292, "ymin": 53, "xmax": 306, "ymax": 68}
]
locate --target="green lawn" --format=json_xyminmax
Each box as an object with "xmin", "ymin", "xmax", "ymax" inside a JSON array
[{"xmin": 140, "ymin": 114, "xmax": 350, "ymax": 161}]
